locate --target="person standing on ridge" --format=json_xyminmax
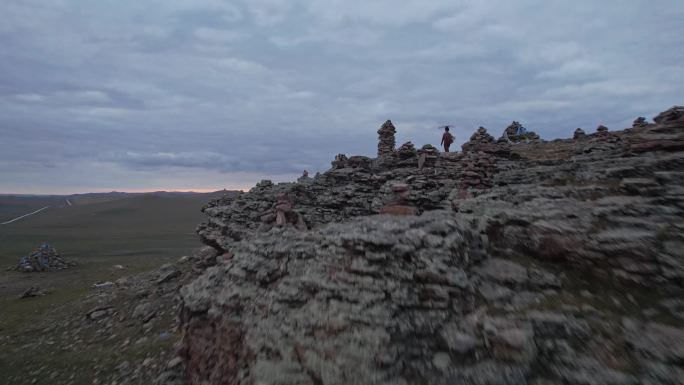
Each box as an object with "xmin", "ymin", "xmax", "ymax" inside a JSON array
[{"xmin": 440, "ymin": 126, "xmax": 455, "ymax": 152}]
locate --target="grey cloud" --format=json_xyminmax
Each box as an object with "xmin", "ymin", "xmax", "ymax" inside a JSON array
[{"xmin": 0, "ymin": 0, "xmax": 683, "ymax": 193}]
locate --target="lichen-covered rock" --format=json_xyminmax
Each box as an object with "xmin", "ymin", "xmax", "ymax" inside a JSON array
[
  {"xmin": 181, "ymin": 212, "xmax": 485, "ymax": 385},
  {"xmin": 181, "ymin": 107, "xmax": 684, "ymax": 385}
]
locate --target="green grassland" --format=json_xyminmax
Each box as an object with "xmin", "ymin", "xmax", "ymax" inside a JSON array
[
  {"xmin": 0, "ymin": 192, "xmax": 226, "ymax": 332},
  {"xmin": 0, "ymin": 191, "xmax": 231, "ymax": 383},
  {"xmin": 0, "ymin": 195, "xmax": 68, "ymax": 222}
]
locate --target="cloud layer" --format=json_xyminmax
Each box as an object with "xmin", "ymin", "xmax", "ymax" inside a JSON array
[{"xmin": 1, "ymin": 0, "xmax": 682, "ymax": 193}]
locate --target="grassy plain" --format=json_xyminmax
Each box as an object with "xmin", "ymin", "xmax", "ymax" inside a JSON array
[{"xmin": 0, "ymin": 191, "xmax": 227, "ymax": 383}]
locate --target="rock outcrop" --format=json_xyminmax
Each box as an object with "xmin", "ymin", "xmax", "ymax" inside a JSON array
[
  {"xmin": 653, "ymin": 106, "xmax": 684, "ymax": 126},
  {"xmin": 179, "ymin": 107, "xmax": 684, "ymax": 385}
]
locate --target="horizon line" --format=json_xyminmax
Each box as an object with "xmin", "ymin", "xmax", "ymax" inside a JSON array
[{"xmin": 0, "ymin": 187, "xmax": 248, "ymax": 196}]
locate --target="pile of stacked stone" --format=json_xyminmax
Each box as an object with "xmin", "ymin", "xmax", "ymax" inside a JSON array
[
  {"xmin": 461, "ymin": 126, "xmax": 511, "ymax": 157},
  {"xmin": 330, "ymin": 153, "xmax": 348, "ymax": 169},
  {"xmin": 573, "ymin": 128, "xmax": 586, "ymax": 139},
  {"xmin": 417, "ymin": 144, "xmax": 439, "ymax": 169},
  {"xmin": 451, "ymin": 150, "xmax": 497, "ymax": 212},
  {"xmin": 632, "ymin": 117, "xmax": 648, "ymax": 128},
  {"xmin": 578, "ymin": 138, "xmax": 622, "ymax": 156},
  {"xmin": 502, "ymin": 121, "xmax": 541, "ymax": 142},
  {"xmin": 596, "ymin": 124, "xmax": 609, "ymax": 137},
  {"xmin": 396, "ymin": 141, "xmax": 416, "ymax": 159},
  {"xmin": 460, "ymin": 152, "xmax": 496, "ymax": 189},
  {"xmin": 17, "ymin": 243, "xmax": 74, "ymax": 272},
  {"xmin": 579, "ymin": 124, "xmax": 625, "ymax": 155},
  {"xmin": 379, "ymin": 183, "xmax": 418, "ymax": 216},
  {"xmin": 449, "ymin": 127, "xmax": 503, "ymax": 211},
  {"xmin": 297, "ymin": 170, "xmax": 312, "ymax": 184},
  {"xmin": 470, "ymin": 126, "xmax": 495, "ymax": 142},
  {"xmin": 377, "ymin": 120, "xmax": 396, "ymax": 157}
]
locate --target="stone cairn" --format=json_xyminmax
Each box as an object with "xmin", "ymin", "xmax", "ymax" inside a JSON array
[
  {"xmin": 586, "ymin": 124, "xmax": 623, "ymax": 153},
  {"xmin": 471, "ymin": 126, "xmax": 494, "ymax": 142},
  {"xmin": 396, "ymin": 141, "xmax": 416, "ymax": 159},
  {"xmin": 297, "ymin": 170, "xmax": 311, "ymax": 184},
  {"xmin": 596, "ymin": 125, "xmax": 609, "ymax": 138},
  {"xmin": 331, "ymin": 153, "xmax": 348, "ymax": 169},
  {"xmin": 633, "ymin": 117, "xmax": 648, "ymax": 128},
  {"xmin": 417, "ymin": 144, "xmax": 439, "ymax": 170},
  {"xmin": 259, "ymin": 193, "xmax": 307, "ymax": 231},
  {"xmin": 377, "ymin": 120, "xmax": 397, "ymax": 157},
  {"xmin": 453, "ymin": 127, "xmax": 503, "ymax": 211},
  {"xmin": 502, "ymin": 121, "xmax": 540, "ymax": 142},
  {"xmin": 573, "ymin": 128, "xmax": 586, "ymax": 139},
  {"xmin": 462, "ymin": 152, "xmax": 496, "ymax": 189},
  {"xmin": 17, "ymin": 243, "xmax": 74, "ymax": 272},
  {"xmin": 461, "ymin": 126, "xmax": 511, "ymax": 157},
  {"xmin": 452, "ymin": 150, "xmax": 497, "ymax": 212},
  {"xmin": 379, "ymin": 183, "xmax": 418, "ymax": 216}
]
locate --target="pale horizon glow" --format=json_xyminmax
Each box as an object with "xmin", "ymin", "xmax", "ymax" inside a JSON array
[{"xmin": 0, "ymin": 187, "xmax": 246, "ymax": 196}]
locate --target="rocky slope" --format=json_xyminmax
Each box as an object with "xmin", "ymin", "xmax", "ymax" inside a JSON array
[{"xmin": 171, "ymin": 107, "xmax": 683, "ymax": 385}]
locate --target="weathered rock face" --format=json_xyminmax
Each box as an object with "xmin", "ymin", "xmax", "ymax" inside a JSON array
[
  {"xmin": 653, "ymin": 105, "xmax": 684, "ymax": 126},
  {"xmin": 182, "ymin": 213, "xmax": 487, "ymax": 385},
  {"xmin": 198, "ymin": 152, "xmax": 464, "ymax": 254},
  {"xmin": 181, "ymin": 107, "xmax": 684, "ymax": 385}
]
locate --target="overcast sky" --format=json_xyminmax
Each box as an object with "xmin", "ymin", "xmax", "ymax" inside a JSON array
[{"xmin": 1, "ymin": 0, "xmax": 682, "ymax": 194}]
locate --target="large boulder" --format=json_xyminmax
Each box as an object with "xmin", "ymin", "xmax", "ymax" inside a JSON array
[{"xmin": 653, "ymin": 106, "xmax": 684, "ymax": 126}]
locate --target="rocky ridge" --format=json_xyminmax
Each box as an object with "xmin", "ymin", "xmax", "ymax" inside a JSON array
[{"xmin": 174, "ymin": 107, "xmax": 684, "ymax": 385}]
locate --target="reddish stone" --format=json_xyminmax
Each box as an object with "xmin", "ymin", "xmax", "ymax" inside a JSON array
[
  {"xmin": 181, "ymin": 315, "xmax": 252, "ymax": 385},
  {"xmin": 380, "ymin": 204, "xmax": 418, "ymax": 216},
  {"xmin": 630, "ymin": 139, "xmax": 684, "ymax": 153}
]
